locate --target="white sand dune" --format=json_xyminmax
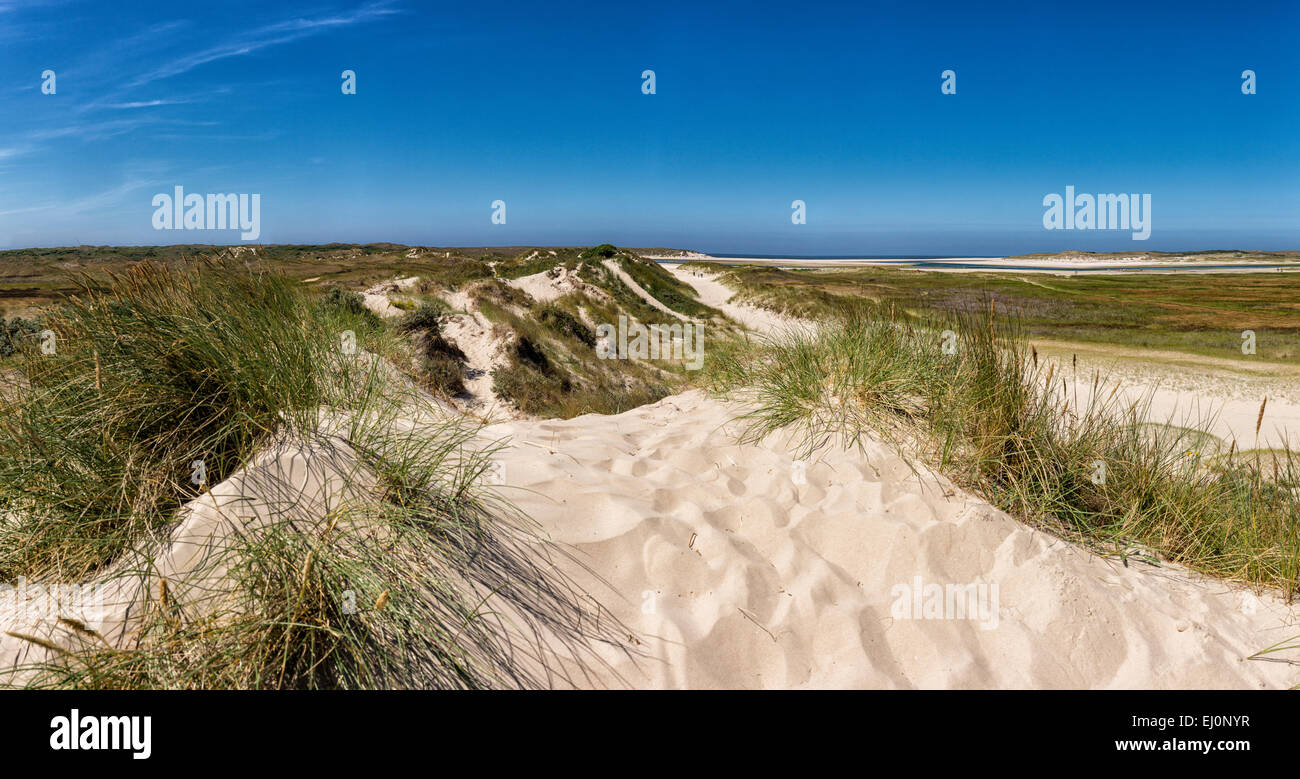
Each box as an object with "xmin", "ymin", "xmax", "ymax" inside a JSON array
[
  {"xmin": 500, "ymin": 269, "xmax": 1300, "ymax": 688},
  {"xmin": 505, "ymin": 266, "xmax": 596, "ymax": 304},
  {"xmin": 482, "ymin": 391, "xmax": 1300, "ymax": 689},
  {"xmin": 7, "ymin": 386, "xmax": 1295, "ymax": 688},
  {"xmin": 362, "ymin": 276, "xmax": 420, "ymax": 319}
]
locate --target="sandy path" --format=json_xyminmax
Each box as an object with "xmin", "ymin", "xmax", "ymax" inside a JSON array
[
  {"xmin": 664, "ymin": 263, "xmax": 812, "ymax": 334},
  {"xmin": 485, "ymin": 391, "xmax": 1300, "ymax": 689},
  {"xmin": 438, "ymin": 312, "xmax": 516, "ymax": 419},
  {"xmin": 427, "ymin": 289, "xmax": 520, "ymax": 421},
  {"xmin": 602, "ymin": 259, "xmax": 689, "ymax": 321},
  {"xmin": 670, "ymin": 261, "xmax": 1299, "ymax": 449}
]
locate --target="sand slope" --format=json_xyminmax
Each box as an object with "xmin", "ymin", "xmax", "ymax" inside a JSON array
[
  {"xmin": 362, "ymin": 276, "xmax": 420, "ymax": 319},
  {"xmin": 1038, "ymin": 341, "xmax": 1300, "ymax": 452},
  {"xmin": 486, "ymin": 391, "xmax": 1299, "ymax": 689},
  {"xmin": 505, "ymin": 266, "xmax": 595, "ymax": 304},
  {"xmin": 0, "ymin": 430, "xmax": 374, "ymax": 684}
]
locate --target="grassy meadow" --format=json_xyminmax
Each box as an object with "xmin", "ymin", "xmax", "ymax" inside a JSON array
[{"xmin": 682, "ymin": 262, "xmax": 1300, "ymax": 363}]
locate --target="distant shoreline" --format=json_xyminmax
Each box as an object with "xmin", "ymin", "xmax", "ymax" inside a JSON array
[{"xmin": 650, "ymin": 254, "xmax": 1300, "ymax": 275}]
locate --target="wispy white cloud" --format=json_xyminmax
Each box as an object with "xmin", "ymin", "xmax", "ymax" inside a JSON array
[
  {"xmin": 0, "ymin": 116, "xmax": 218, "ymax": 164},
  {"xmin": 150, "ymin": 129, "xmax": 284, "ymax": 142},
  {"xmin": 0, "ymin": 177, "xmax": 160, "ymax": 218},
  {"xmin": 0, "ymin": 0, "xmax": 85, "ymax": 42},
  {"xmin": 104, "ymin": 99, "xmax": 192, "ymax": 109},
  {"xmin": 59, "ymin": 20, "xmax": 196, "ymax": 96},
  {"xmin": 28, "ymin": 117, "xmax": 158, "ymax": 142},
  {"xmin": 0, "ymin": 1, "xmax": 403, "ymax": 231},
  {"xmin": 124, "ymin": 2, "xmax": 400, "ymax": 89}
]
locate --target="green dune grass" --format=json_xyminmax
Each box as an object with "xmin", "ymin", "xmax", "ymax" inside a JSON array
[{"xmin": 0, "ymin": 259, "xmax": 629, "ymax": 689}]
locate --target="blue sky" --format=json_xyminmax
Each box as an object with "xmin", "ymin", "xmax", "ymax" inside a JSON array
[{"xmin": 0, "ymin": 0, "xmax": 1297, "ymax": 255}]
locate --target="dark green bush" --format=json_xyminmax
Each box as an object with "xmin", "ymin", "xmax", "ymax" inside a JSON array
[
  {"xmin": 0, "ymin": 317, "xmax": 40, "ymax": 357},
  {"xmin": 415, "ymin": 331, "xmax": 467, "ymax": 397},
  {"xmin": 398, "ymin": 301, "xmax": 448, "ymax": 334},
  {"xmin": 397, "ymin": 302, "xmax": 466, "ymax": 396},
  {"xmin": 319, "ymin": 287, "xmax": 382, "ymax": 329},
  {"xmin": 538, "ymin": 304, "xmax": 595, "ymax": 347},
  {"xmin": 513, "ymin": 336, "xmax": 556, "ymax": 375}
]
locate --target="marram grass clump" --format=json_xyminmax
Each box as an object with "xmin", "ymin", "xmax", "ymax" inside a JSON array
[
  {"xmin": 11, "ymin": 421, "xmax": 631, "ymax": 690},
  {"xmin": 0, "ymin": 258, "xmax": 632, "ymax": 688},
  {"xmin": 0, "ymin": 260, "xmax": 385, "ymax": 581}
]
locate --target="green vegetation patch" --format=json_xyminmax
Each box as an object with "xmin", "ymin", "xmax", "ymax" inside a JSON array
[
  {"xmin": 399, "ymin": 303, "xmax": 468, "ymax": 397},
  {"xmin": 687, "ymin": 261, "xmax": 1300, "ymax": 362}
]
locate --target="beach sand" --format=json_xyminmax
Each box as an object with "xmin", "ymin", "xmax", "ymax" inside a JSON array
[
  {"xmin": 1037, "ymin": 341, "xmax": 1300, "ymax": 452},
  {"xmin": 482, "ymin": 390, "xmax": 1299, "ymax": 688},
  {"xmin": 8, "ymin": 385, "xmax": 1293, "ymax": 689}
]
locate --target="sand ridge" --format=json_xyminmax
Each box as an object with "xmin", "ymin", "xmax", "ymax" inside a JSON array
[
  {"xmin": 481, "ymin": 390, "xmax": 1300, "ymax": 689},
  {"xmin": 505, "ymin": 266, "xmax": 596, "ymax": 304}
]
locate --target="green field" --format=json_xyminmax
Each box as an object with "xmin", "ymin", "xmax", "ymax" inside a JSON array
[{"xmin": 680, "ymin": 262, "xmax": 1300, "ymax": 363}]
